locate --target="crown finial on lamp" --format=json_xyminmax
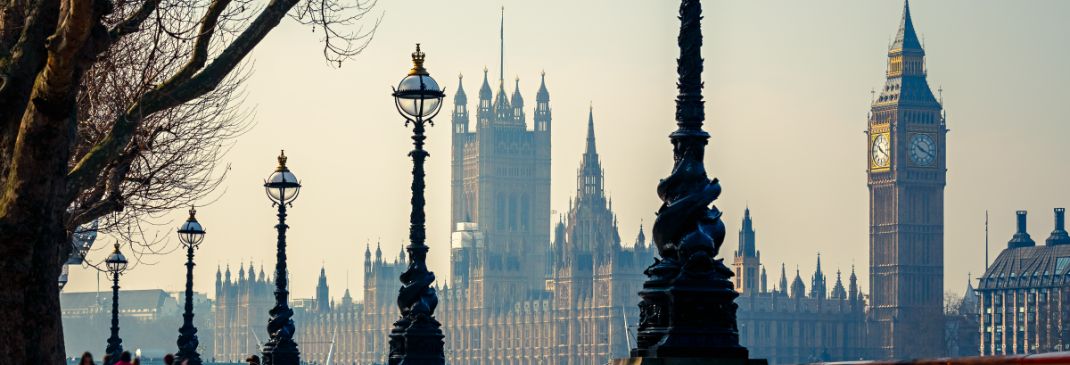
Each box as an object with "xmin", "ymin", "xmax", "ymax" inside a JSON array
[
  {"xmin": 409, "ymin": 43, "xmax": 428, "ymax": 76},
  {"xmin": 276, "ymin": 150, "xmax": 288, "ymax": 171}
]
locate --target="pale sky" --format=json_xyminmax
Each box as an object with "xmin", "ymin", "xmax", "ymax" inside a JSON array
[{"xmin": 67, "ymin": 0, "xmax": 1070, "ymax": 304}]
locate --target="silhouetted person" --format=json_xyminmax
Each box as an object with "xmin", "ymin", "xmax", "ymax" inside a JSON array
[
  {"xmin": 163, "ymin": 354, "xmax": 175, "ymax": 365},
  {"xmin": 78, "ymin": 352, "xmax": 95, "ymax": 365},
  {"xmin": 245, "ymin": 354, "xmax": 261, "ymax": 365},
  {"xmin": 114, "ymin": 351, "xmax": 133, "ymax": 365},
  {"xmin": 101, "ymin": 354, "xmax": 111, "ymax": 365}
]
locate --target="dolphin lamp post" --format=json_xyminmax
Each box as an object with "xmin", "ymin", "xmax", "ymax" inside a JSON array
[
  {"xmin": 387, "ymin": 43, "xmax": 447, "ymax": 365},
  {"xmin": 175, "ymin": 207, "xmax": 206, "ymax": 365},
  {"xmin": 104, "ymin": 243, "xmax": 129, "ymax": 365},
  {"xmin": 261, "ymin": 151, "xmax": 302, "ymax": 365}
]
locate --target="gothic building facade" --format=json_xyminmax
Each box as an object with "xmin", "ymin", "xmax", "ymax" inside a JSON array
[
  {"xmin": 867, "ymin": 0, "xmax": 947, "ymax": 359},
  {"xmin": 978, "ymin": 209, "xmax": 1070, "ymax": 356},
  {"xmin": 213, "ymin": 74, "xmax": 655, "ymax": 365},
  {"xmin": 213, "ymin": 264, "xmax": 273, "ymax": 363},
  {"xmin": 731, "ymin": 208, "xmax": 868, "ymax": 364}
]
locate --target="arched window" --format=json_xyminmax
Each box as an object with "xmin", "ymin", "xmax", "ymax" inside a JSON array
[
  {"xmin": 497, "ymin": 193, "xmax": 506, "ymax": 230},
  {"xmin": 521, "ymin": 194, "xmax": 530, "ymax": 232},
  {"xmin": 509, "ymin": 193, "xmax": 518, "ymax": 231}
]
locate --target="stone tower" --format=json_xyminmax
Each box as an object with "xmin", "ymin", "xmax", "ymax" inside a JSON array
[
  {"xmin": 449, "ymin": 16, "xmax": 551, "ymax": 306},
  {"xmin": 732, "ymin": 207, "xmax": 760, "ymax": 295},
  {"xmin": 867, "ymin": 0, "xmax": 947, "ymax": 359},
  {"xmin": 315, "ymin": 266, "xmax": 329, "ymax": 313}
]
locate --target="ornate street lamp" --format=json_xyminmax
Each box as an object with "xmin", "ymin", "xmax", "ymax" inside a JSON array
[
  {"xmin": 387, "ymin": 43, "xmax": 446, "ymax": 365},
  {"xmin": 104, "ymin": 243, "xmax": 129, "ymax": 365},
  {"xmin": 629, "ymin": 0, "xmax": 751, "ymax": 362},
  {"xmin": 176, "ymin": 207, "xmax": 206, "ymax": 365},
  {"xmin": 261, "ymin": 151, "xmax": 301, "ymax": 365}
]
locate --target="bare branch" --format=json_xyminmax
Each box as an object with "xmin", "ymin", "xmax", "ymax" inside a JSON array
[{"xmin": 107, "ymin": 0, "xmax": 160, "ymax": 39}]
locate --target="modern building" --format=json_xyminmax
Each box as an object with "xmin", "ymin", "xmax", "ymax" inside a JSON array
[
  {"xmin": 62, "ymin": 289, "xmax": 212, "ymax": 359},
  {"xmin": 866, "ymin": 0, "xmax": 948, "ymax": 359},
  {"xmin": 731, "ymin": 208, "xmax": 868, "ymax": 364},
  {"xmin": 978, "ymin": 209, "xmax": 1070, "ymax": 356}
]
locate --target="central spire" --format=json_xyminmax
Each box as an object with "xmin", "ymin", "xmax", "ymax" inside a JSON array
[
  {"xmin": 891, "ymin": 0, "xmax": 923, "ymax": 53},
  {"xmin": 499, "ymin": 6, "xmax": 505, "ymax": 83},
  {"xmin": 585, "ymin": 105, "xmax": 597, "ymax": 158},
  {"xmin": 577, "ymin": 105, "xmax": 604, "ymax": 199}
]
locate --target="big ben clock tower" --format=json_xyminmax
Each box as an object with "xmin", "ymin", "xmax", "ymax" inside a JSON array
[{"xmin": 867, "ymin": 0, "xmax": 946, "ymax": 359}]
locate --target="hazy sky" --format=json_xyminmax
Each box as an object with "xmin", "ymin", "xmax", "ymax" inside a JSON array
[{"xmin": 66, "ymin": 1, "xmax": 1070, "ymax": 304}]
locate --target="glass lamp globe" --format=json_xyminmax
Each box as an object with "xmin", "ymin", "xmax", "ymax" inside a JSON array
[
  {"xmin": 264, "ymin": 150, "xmax": 301, "ymax": 205},
  {"xmin": 393, "ymin": 44, "xmax": 446, "ymax": 119},
  {"xmin": 177, "ymin": 207, "xmax": 206, "ymax": 248},
  {"xmin": 105, "ymin": 243, "xmax": 128, "ymax": 274}
]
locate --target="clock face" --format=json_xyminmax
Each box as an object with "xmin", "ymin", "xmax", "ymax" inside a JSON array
[
  {"xmin": 871, "ymin": 133, "xmax": 891, "ymax": 169},
  {"xmin": 909, "ymin": 134, "xmax": 937, "ymax": 166}
]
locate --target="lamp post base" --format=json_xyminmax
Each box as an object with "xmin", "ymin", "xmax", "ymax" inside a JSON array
[{"xmin": 262, "ymin": 337, "xmax": 300, "ymax": 365}]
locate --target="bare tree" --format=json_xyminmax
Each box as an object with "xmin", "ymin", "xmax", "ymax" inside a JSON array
[{"xmin": 0, "ymin": 0, "xmax": 378, "ymax": 362}]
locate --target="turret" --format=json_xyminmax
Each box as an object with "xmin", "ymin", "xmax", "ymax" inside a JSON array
[
  {"xmin": 553, "ymin": 216, "xmax": 566, "ymax": 260},
  {"xmin": 375, "ymin": 241, "xmax": 383, "ymax": 264},
  {"xmin": 534, "ymin": 71, "xmax": 551, "ymax": 133},
  {"xmin": 778, "ymin": 263, "xmax": 788, "ymax": 296},
  {"xmin": 633, "ymin": 223, "xmax": 646, "ymax": 250},
  {"xmin": 760, "ymin": 266, "xmax": 768, "ymax": 293},
  {"xmin": 1046, "ymin": 208, "xmax": 1070, "ymax": 245},
  {"xmin": 492, "ymin": 78, "xmax": 513, "ymax": 122},
  {"xmin": 224, "ymin": 264, "xmax": 231, "ymax": 284},
  {"xmin": 364, "ymin": 241, "xmax": 373, "ymax": 272},
  {"xmin": 831, "ymin": 270, "xmax": 847, "ymax": 300},
  {"xmin": 791, "ymin": 267, "xmax": 806, "ymax": 299},
  {"xmin": 477, "ymin": 69, "xmax": 493, "ymax": 125},
  {"xmin": 577, "ymin": 106, "xmax": 604, "ymax": 200},
  {"xmin": 511, "ymin": 77, "xmax": 525, "ymax": 125},
  {"xmin": 1008, "ymin": 210, "xmax": 1036, "ymax": 249},
  {"xmin": 316, "ymin": 266, "xmax": 330, "ymax": 312},
  {"xmin": 738, "ymin": 206, "xmax": 756, "ymax": 258},
  {"xmin": 810, "ymin": 253, "xmax": 827, "ymax": 299},
  {"xmin": 849, "ymin": 265, "xmax": 859, "ymax": 307},
  {"xmin": 453, "ymin": 74, "xmax": 470, "ymax": 134},
  {"xmin": 215, "ymin": 266, "xmax": 223, "ymax": 295}
]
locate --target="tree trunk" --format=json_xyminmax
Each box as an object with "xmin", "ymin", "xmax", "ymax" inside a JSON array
[{"xmin": 0, "ymin": 207, "xmax": 68, "ymax": 364}]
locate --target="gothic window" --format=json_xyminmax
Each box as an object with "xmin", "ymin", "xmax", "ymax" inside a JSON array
[
  {"xmin": 497, "ymin": 193, "xmax": 506, "ymax": 230},
  {"xmin": 521, "ymin": 194, "xmax": 530, "ymax": 232},
  {"xmin": 509, "ymin": 194, "xmax": 518, "ymax": 231}
]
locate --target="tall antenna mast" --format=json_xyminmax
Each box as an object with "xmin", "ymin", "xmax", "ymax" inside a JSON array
[
  {"xmin": 985, "ymin": 210, "xmax": 989, "ymax": 269},
  {"xmin": 499, "ymin": 6, "xmax": 505, "ymax": 83}
]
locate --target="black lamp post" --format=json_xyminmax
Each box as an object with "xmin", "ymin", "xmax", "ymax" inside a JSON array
[
  {"xmin": 104, "ymin": 243, "xmax": 129, "ymax": 365},
  {"xmin": 176, "ymin": 207, "xmax": 206, "ymax": 365},
  {"xmin": 261, "ymin": 151, "xmax": 301, "ymax": 365},
  {"xmin": 631, "ymin": 0, "xmax": 750, "ymax": 361},
  {"xmin": 387, "ymin": 43, "xmax": 446, "ymax": 365}
]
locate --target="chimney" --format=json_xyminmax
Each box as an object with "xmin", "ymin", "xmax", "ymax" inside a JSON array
[
  {"xmin": 1008, "ymin": 210, "xmax": 1035, "ymax": 249},
  {"xmin": 1046, "ymin": 208, "xmax": 1070, "ymax": 246}
]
